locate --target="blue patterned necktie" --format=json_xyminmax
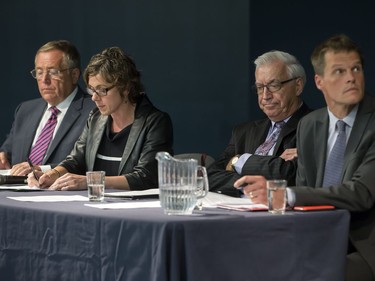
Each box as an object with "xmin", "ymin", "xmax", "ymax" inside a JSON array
[
  {"xmin": 29, "ymin": 106, "xmax": 60, "ymax": 165},
  {"xmin": 322, "ymin": 120, "xmax": 347, "ymax": 187},
  {"xmin": 255, "ymin": 121, "xmax": 285, "ymax": 156}
]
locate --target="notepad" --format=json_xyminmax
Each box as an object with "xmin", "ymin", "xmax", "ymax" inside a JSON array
[{"xmin": 294, "ymin": 205, "xmax": 335, "ymax": 211}]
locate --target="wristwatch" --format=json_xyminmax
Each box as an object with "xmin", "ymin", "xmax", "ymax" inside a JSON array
[{"xmin": 230, "ymin": 154, "xmax": 241, "ymax": 171}]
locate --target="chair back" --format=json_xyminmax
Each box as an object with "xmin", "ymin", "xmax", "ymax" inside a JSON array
[{"xmin": 174, "ymin": 153, "xmax": 215, "ymax": 168}]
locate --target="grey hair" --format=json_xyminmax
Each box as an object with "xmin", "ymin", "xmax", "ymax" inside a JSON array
[
  {"xmin": 254, "ymin": 50, "xmax": 306, "ymax": 88},
  {"xmin": 36, "ymin": 40, "xmax": 81, "ymax": 70}
]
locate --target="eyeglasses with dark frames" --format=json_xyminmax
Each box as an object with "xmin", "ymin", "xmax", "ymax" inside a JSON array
[
  {"xmin": 86, "ymin": 85, "xmax": 116, "ymax": 97},
  {"xmin": 252, "ymin": 77, "xmax": 299, "ymax": 95}
]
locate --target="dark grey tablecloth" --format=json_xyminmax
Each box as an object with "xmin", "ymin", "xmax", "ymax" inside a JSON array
[{"xmin": 0, "ymin": 190, "xmax": 350, "ymax": 281}]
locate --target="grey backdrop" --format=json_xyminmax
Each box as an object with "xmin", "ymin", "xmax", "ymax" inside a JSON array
[{"xmin": 1, "ymin": 0, "xmax": 375, "ymax": 160}]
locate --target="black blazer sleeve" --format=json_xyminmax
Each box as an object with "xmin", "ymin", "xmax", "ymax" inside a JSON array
[{"xmin": 208, "ymin": 103, "xmax": 311, "ymax": 197}]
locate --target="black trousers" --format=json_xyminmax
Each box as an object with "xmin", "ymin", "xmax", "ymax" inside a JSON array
[{"xmin": 346, "ymin": 252, "xmax": 374, "ymax": 281}]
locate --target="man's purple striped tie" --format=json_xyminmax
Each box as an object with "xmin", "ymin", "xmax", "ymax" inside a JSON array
[
  {"xmin": 29, "ymin": 106, "xmax": 60, "ymax": 165},
  {"xmin": 254, "ymin": 121, "xmax": 285, "ymax": 156}
]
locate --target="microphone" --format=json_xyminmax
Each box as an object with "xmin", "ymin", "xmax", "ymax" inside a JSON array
[{"xmin": 0, "ymin": 175, "xmax": 28, "ymax": 185}]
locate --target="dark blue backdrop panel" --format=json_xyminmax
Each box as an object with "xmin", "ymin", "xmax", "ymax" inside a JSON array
[
  {"xmin": 2, "ymin": 0, "xmax": 375, "ymax": 160},
  {"xmin": 0, "ymin": 0, "xmax": 250, "ymax": 159},
  {"xmin": 249, "ymin": 0, "xmax": 375, "ymax": 112}
]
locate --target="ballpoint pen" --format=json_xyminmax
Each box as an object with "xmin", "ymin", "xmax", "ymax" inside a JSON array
[{"xmin": 27, "ymin": 158, "xmax": 40, "ymax": 181}]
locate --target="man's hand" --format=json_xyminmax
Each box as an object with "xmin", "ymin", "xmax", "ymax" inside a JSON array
[
  {"xmin": 279, "ymin": 148, "xmax": 297, "ymax": 161},
  {"xmin": 0, "ymin": 152, "xmax": 11, "ymax": 170},
  {"xmin": 11, "ymin": 161, "xmax": 40, "ymax": 176},
  {"xmin": 234, "ymin": 175, "xmax": 268, "ymax": 205}
]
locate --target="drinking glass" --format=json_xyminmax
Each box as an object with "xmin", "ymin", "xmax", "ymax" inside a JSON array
[{"xmin": 86, "ymin": 171, "xmax": 105, "ymax": 202}]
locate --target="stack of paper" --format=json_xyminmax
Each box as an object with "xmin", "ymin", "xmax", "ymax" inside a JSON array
[{"xmin": 202, "ymin": 192, "xmax": 268, "ymax": 211}]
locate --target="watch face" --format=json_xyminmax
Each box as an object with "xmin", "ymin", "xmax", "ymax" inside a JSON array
[{"xmin": 232, "ymin": 156, "xmax": 239, "ymax": 165}]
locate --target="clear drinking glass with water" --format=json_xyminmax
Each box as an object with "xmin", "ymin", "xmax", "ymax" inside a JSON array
[
  {"xmin": 86, "ymin": 171, "xmax": 105, "ymax": 202},
  {"xmin": 266, "ymin": 179, "xmax": 287, "ymax": 214},
  {"xmin": 195, "ymin": 166, "xmax": 209, "ymax": 210}
]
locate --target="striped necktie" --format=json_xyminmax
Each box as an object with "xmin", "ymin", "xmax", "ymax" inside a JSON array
[
  {"xmin": 29, "ymin": 106, "xmax": 60, "ymax": 165},
  {"xmin": 255, "ymin": 121, "xmax": 285, "ymax": 156},
  {"xmin": 322, "ymin": 120, "xmax": 347, "ymax": 187}
]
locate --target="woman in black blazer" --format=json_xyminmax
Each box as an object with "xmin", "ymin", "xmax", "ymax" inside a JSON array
[{"xmin": 28, "ymin": 47, "xmax": 173, "ymax": 191}]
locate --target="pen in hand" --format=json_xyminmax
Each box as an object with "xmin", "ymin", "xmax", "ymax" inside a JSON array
[{"xmin": 27, "ymin": 158, "xmax": 40, "ymax": 181}]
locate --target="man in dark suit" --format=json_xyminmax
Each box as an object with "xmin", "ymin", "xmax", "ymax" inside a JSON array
[
  {"xmin": 28, "ymin": 47, "xmax": 173, "ymax": 191},
  {"xmin": 0, "ymin": 40, "xmax": 95, "ymax": 175},
  {"xmin": 208, "ymin": 50, "xmax": 311, "ymax": 197},
  {"xmin": 235, "ymin": 35, "xmax": 375, "ymax": 281}
]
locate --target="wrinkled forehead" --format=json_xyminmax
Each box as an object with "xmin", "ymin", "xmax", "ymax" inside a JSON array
[
  {"xmin": 35, "ymin": 50, "xmax": 65, "ymax": 67},
  {"xmin": 255, "ymin": 61, "xmax": 287, "ymax": 83}
]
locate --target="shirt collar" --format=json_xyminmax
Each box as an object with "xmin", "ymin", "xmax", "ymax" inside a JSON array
[
  {"xmin": 270, "ymin": 116, "xmax": 291, "ymax": 129},
  {"xmin": 327, "ymin": 104, "xmax": 358, "ymax": 130}
]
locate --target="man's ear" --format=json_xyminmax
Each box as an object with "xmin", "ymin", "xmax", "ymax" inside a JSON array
[
  {"xmin": 295, "ymin": 77, "xmax": 304, "ymax": 97},
  {"xmin": 71, "ymin": 68, "xmax": 80, "ymax": 84},
  {"xmin": 314, "ymin": 74, "xmax": 323, "ymax": 91}
]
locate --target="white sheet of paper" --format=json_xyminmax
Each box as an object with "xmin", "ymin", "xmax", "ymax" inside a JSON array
[
  {"xmin": 216, "ymin": 203, "xmax": 268, "ymax": 211},
  {"xmin": 201, "ymin": 192, "xmax": 254, "ymax": 207},
  {"xmin": 7, "ymin": 195, "xmax": 88, "ymax": 202},
  {"xmin": 104, "ymin": 188, "xmax": 159, "ymax": 198},
  {"xmin": 101, "ymin": 191, "xmax": 263, "ymax": 210},
  {"xmin": 201, "ymin": 192, "xmax": 268, "ymax": 211},
  {"xmin": 85, "ymin": 200, "xmax": 161, "ymax": 209},
  {"xmin": 0, "ymin": 185, "xmax": 41, "ymax": 191},
  {"xmin": 0, "ymin": 169, "xmax": 11, "ymax": 175}
]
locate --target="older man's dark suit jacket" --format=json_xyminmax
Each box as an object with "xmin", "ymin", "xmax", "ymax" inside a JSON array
[
  {"xmin": 0, "ymin": 87, "xmax": 95, "ymax": 166},
  {"xmin": 295, "ymin": 94, "xmax": 375, "ymax": 276},
  {"xmin": 208, "ymin": 103, "xmax": 311, "ymax": 197}
]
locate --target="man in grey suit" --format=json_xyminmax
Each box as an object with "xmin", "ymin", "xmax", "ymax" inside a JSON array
[
  {"xmin": 235, "ymin": 34, "xmax": 375, "ymax": 281},
  {"xmin": 0, "ymin": 40, "xmax": 95, "ymax": 175},
  {"xmin": 208, "ymin": 50, "xmax": 311, "ymax": 197}
]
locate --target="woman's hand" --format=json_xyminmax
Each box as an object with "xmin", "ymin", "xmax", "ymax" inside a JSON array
[
  {"xmin": 48, "ymin": 173, "xmax": 87, "ymax": 190},
  {"xmin": 27, "ymin": 170, "xmax": 55, "ymax": 189}
]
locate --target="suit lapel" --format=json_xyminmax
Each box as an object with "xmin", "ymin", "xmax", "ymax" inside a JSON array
[
  {"xmin": 314, "ymin": 110, "xmax": 329, "ymax": 187},
  {"xmin": 274, "ymin": 122, "xmax": 293, "ymax": 154},
  {"xmin": 118, "ymin": 112, "xmax": 146, "ymax": 174},
  {"xmin": 118, "ymin": 95, "xmax": 152, "ymax": 174},
  {"xmin": 43, "ymin": 91, "xmax": 84, "ymax": 163},
  {"xmin": 343, "ymin": 96, "xmax": 375, "ymax": 177},
  {"xmin": 23, "ymin": 102, "xmax": 47, "ymax": 157},
  {"xmin": 87, "ymin": 115, "xmax": 107, "ymax": 171},
  {"xmin": 249, "ymin": 119, "xmax": 270, "ymax": 152},
  {"xmin": 274, "ymin": 103, "xmax": 311, "ymax": 154}
]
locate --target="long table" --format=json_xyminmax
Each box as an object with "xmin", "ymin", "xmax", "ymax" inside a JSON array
[{"xmin": 0, "ymin": 190, "xmax": 350, "ymax": 281}]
